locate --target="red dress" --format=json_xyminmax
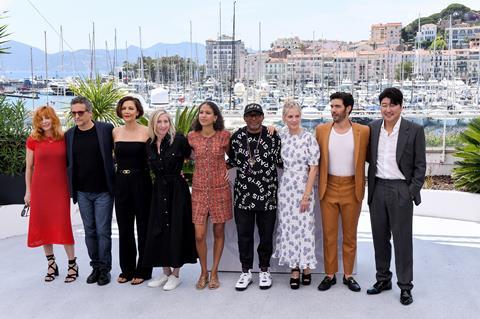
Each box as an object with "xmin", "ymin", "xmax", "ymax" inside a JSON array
[
  {"xmin": 188, "ymin": 130, "xmax": 232, "ymax": 224},
  {"xmin": 26, "ymin": 136, "xmax": 74, "ymax": 247}
]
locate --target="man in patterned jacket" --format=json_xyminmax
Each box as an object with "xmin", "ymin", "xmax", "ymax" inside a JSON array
[{"xmin": 227, "ymin": 103, "xmax": 282, "ymax": 291}]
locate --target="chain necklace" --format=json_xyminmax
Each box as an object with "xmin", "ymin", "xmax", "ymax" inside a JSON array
[{"xmin": 246, "ymin": 128, "xmax": 262, "ymax": 168}]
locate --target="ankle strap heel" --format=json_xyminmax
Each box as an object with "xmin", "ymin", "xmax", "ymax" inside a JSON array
[
  {"xmin": 65, "ymin": 257, "xmax": 79, "ymax": 283},
  {"xmin": 45, "ymin": 254, "xmax": 59, "ymax": 282}
]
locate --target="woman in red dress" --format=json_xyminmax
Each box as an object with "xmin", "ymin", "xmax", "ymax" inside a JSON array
[
  {"xmin": 188, "ymin": 101, "xmax": 232, "ymax": 290},
  {"xmin": 24, "ymin": 106, "xmax": 77, "ymax": 283}
]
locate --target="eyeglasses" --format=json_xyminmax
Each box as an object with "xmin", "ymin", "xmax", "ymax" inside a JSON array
[{"xmin": 70, "ymin": 111, "xmax": 87, "ymax": 117}]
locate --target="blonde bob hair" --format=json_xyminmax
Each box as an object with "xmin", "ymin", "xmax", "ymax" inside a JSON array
[
  {"xmin": 148, "ymin": 109, "xmax": 176, "ymax": 144},
  {"xmin": 282, "ymin": 99, "xmax": 302, "ymax": 118},
  {"xmin": 31, "ymin": 105, "xmax": 63, "ymax": 141}
]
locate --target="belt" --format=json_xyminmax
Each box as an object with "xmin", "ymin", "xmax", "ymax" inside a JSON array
[
  {"xmin": 117, "ymin": 168, "xmax": 148, "ymax": 175},
  {"xmin": 375, "ymin": 177, "xmax": 406, "ymax": 184}
]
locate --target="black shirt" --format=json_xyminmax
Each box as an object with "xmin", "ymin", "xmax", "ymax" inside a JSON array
[
  {"xmin": 227, "ymin": 126, "xmax": 282, "ymax": 211},
  {"xmin": 73, "ymin": 125, "xmax": 109, "ymax": 193}
]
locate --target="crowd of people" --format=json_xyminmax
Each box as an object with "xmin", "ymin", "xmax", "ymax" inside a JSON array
[{"xmin": 24, "ymin": 87, "xmax": 426, "ymax": 306}]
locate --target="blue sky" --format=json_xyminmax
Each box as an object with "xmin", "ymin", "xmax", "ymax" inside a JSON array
[{"xmin": 1, "ymin": 0, "xmax": 479, "ymax": 53}]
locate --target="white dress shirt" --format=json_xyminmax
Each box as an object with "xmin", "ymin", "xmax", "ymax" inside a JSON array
[
  {"xmin": 376, "ymin": 118, "xmax": 406, "ymax": 180},
  {"xmin": 328, "ymin": 126, "xmax": 355, "ymax": 176}
]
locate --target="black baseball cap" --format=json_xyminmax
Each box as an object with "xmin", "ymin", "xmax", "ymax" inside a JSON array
[{"xmin": 243, "ymin": 103, "xmax": 264, "ymax": 116}]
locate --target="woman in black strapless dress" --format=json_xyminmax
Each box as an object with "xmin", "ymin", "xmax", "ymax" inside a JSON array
[{"xmin": 113, "ymin": 96, "xmax": 152, "ymax": 285}]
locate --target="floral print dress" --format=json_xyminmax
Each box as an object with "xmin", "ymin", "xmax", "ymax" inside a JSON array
[{"xmin": 273, "ymin": 127, "xmax": 320, "ymax": 269}]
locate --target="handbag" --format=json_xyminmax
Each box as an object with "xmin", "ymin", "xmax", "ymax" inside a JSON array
[{"xmin": 21, "ymin": 204, "xmax": 30, "ymax": 217}]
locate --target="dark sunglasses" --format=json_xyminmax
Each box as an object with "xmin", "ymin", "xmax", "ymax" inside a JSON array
[{"xmin": 70, "ymin": 111, "xmax": 87, "ymax": 117}]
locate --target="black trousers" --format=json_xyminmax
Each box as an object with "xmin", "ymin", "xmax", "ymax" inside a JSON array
[
  {"xmin": 369, "ymin": 178, "xmax": 414, "ymax": 290},
  {"xmin": 115, "ymin": 170, "xmax": 152, "ymax": 279},
  {"xmin": 234, "ymin": 208, "xmax": 277, "ymax": 270}
]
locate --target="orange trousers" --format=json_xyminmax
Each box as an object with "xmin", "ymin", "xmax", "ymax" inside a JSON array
[{"xmin": 320, "ymin": 175, "xmax": 362, "ymax": 275}]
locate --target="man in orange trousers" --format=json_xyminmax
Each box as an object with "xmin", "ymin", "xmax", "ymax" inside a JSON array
[{"xmin": 315, "ymin": 92, "xmax": 369, "ymax": 292}]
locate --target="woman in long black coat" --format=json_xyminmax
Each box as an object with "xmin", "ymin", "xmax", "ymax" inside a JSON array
[{"xmin": 143, "ymin": 110, "xmax": 197, "ymax": 291}]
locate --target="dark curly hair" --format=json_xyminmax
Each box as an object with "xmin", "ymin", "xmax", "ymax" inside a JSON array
[{"xmin": 192, "ymin": 101, "xmax": 225, "ymax": 131}]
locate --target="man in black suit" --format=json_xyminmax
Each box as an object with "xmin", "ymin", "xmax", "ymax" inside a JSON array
[
  {"xmin": 366, "ymin": 88, "xmax": 426, "ymax": 305},
  {"xmin": 65, "ymin": 96, "xmax": 115, "ymax": 286}
]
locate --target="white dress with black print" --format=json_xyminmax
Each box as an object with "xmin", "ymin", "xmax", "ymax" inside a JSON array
[{"xmin": 273, "ymin": 127, "xmax": 320, "ymax": 269}]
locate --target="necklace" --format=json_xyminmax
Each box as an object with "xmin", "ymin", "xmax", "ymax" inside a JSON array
[{"xmin": 246, "ymin": 128, "xmax": 262, "ymax": 168}]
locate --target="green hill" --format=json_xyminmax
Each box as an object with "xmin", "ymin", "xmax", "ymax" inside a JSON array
[{"xmin": 401, "ymin": 3, "xmax": 480, "ymax": 46}]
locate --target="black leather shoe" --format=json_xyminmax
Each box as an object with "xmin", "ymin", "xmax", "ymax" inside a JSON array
[
  {"xmin": 343, "ymin": 276, "xmax": 361, "ymax": 292},
  {"xmin": 317, "ymin": 275, "xmax": 336, "ymax": 291},
  {"xmin": 86, "ymin": 268, "xmax": 100, "ymax": 284},
  {"xmin": 366, "ymin": 280, "xmax": 392, "ymax": 295},
  {"xmin": 97, "ymin": 271, "xmax": 111, "ymax": 286},
  {"xmin": 400, "ymin": 289, "xmax": 413, "ymax": 305}
]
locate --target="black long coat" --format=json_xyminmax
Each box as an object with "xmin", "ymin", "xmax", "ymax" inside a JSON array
[{"xmin": 143, "ymin": 133, "xmax": 197, "ymax": 267}]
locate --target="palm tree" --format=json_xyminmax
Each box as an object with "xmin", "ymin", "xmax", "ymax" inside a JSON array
[
  {"xmin": 68, "ymin": 77, "xmax": 125, "ymax": 125},
  {"xmin": 174, "ymin": 105, "xmax": 199, "ymax": 135},
  {"xmin": 452, "ymin": 117, "xmax": 480, "ymax": 193},
  {"xmin": 0, "ymin": 13, "xmax": 11, "ymax": 55},
  {"xmin": 174, "ymin": 105, "xmax": 199, "ymax": 184}
]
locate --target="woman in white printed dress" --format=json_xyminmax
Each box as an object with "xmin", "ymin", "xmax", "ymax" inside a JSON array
[{"xmin": 273, "ymin": 100, "xmax": 320, "ymax": 289}]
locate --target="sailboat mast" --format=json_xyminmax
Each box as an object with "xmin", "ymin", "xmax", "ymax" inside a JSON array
[
  {"xmin": 139, "ymin": 26, "xmax": 146, "ymax": 96},
  {"xmin": 258, "ymin": 22, "xmax": 261, "ymax": 82},
  {"xmin": 44, "ymin": 31, "xmax": 49, "ymax": 105},
  {"xmin": 30, "ymin": 47, "xmax": 35, "ymax": 108},
  {"xmin": 229, "ymin": 1, "xmax": 236, "ymax": 110},
  {"xmin": 92, "ymin": 22, "xmax": 97, "ymax": 76},
  {"xmin": 189, "ymin": 20, "xmax": 193, "ymax": 88},
  {"xmin": 60, "ymin": 25, "xmax": 64, "ymax": 73},
  {"xmin": 125, "ymin": 41, "xmax": 129, "ymax": 82},
  {"xmin": 219, "ymin": 1, "xmax": 223, "ymax": 101},
  {"xmin": 114, "ymin": 28, "xmax": 117, "ymax": 78}
]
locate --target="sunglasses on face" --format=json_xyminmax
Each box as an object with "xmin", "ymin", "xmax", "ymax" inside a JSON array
[{"xmin": 70, "ymin": 111, "xmax": 87, "ymax": 117}]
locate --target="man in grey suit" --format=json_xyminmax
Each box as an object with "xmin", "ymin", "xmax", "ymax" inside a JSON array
[{"xmin": 366, "ymin": 88, "xmax": 426, "ymax": 306}]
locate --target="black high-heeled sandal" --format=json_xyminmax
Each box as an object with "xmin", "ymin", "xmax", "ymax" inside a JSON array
[
  {"xmin": 302, "ymin": 271, "xmax": 312, "ymax": 286},
  {"xmin": 64, "ymin": 257, "xmax": 79, "ymax": 283},
  {"xmin": 290, "ymin": 268, "xmax": 301, "ymax": 290},
  {"xmin": 45, "ymin": 254, "xmax": 59, "ymax": 282}
]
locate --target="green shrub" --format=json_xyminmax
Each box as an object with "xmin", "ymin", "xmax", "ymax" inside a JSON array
[
  {"xmin": 453, "ymin": 117, "xmax": 480, "ymax": 193},
  {"xmin": 0, "ymin": 97, "xmax": 31, "ymax": 176}
]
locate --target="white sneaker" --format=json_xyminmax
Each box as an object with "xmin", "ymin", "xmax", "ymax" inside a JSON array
[
  {"xmin": 163, "ymin": 274, "xmax": 181, "ymax": 291},
  {"xmin": 259, "ymin": 271, "xmax": 272, "ymax": 290},
  {"xmin": 235, "ymin": 270, "xmax": 253, "ymax": 291},
  {"xmin": 147, "ymin": 274, "xmax": 169, "ymax": 288}
]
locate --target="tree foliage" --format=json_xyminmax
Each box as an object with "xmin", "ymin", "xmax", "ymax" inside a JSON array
[
  {"xmin": 401, "ymin": 3, "xmax": 474, "ymax": 45},
  {"xmin": 395, "ymin": 61, "xmax": 413, "ymax": 81},
  {"xmin": 0, "ymin": 14, "xmax": 11, "ymax": 54},
  {"xmin": 68, "ymin": 77, "xmax": 125, "ymax": 126},
  {"xmin": 429, "ymin": 36, "xmax": 447, "ymax": 50},
  {"xmin": 174, "ymin": 105, "xmax": 199, "ymax": 135},
  {"xmin": 124, "ymin": 55, "xmax": 205, "ymax": 85},
  {"xmin": 0, "ymin": 97, "xmax": 31, "ymax": 175},
  {"xmin": 452, "ymin": 117, "xmax": 480, "ymax": 193}
]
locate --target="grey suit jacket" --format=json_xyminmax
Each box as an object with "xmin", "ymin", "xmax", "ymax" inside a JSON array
[{"xmin": 367, "ymin": 118, "xmax": 426, "ymax": 206}]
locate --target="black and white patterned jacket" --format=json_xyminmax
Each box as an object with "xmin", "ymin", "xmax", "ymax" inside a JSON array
[{"xmin": 227, "ymin": 126, "xmax": 282, "ymax": 211}]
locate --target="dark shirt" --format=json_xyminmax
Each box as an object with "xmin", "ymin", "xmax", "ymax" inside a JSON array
[
  {"xmin": 227, "ymin": 126, "xmax": 282, "ymax": 211},
  {"xmin": 73, "ymin": 125, "xmax": 109, "ymax": 193}
]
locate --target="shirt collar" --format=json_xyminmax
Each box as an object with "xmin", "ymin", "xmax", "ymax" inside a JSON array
[{"xmin": 381, "ymin": 117, "xmax": 402, "ymax": 134}]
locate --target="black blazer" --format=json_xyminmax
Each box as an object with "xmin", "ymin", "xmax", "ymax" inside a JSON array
[
  {"xmin": 65, "ymin": 121, "xmax": 115, "ymax": 203},
  {"xmin": 367, "ymin": 118, "xmax": 426, "ymax": 206}
]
